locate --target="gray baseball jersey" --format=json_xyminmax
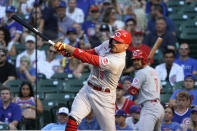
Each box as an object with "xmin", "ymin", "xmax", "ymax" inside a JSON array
[
  {"xmin": 87, "ymin": 40, "xmax": 126, "ymax": 92},
  {"xmin": 70, "ymin": 40, "xmax": 126, "ymax": 131},
  {"xmin": 132, "ymin": 65, "xmax": 164, "ymax": 131},
  {"xmin": 132, "ymin": 66, "xmax": 161, "ymax": 104}
]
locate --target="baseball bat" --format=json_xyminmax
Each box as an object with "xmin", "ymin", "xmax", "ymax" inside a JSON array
[
  {"xmin": 11, "ymin": 15, "xmax": 55, "ymax": 46},
  {"xmin": 147, "ymin": 37, "xmax": 163, "ymax": 60}
]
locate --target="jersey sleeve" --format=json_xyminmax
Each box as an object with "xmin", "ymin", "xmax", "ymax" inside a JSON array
[{"xmin": 131, "ymin": 70, "xmax": 146, "ymax": 90}]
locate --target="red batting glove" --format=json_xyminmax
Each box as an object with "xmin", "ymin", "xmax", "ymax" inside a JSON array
[
  {"xmin": 54, "ymin": 42, "xmax": 72, "ymax": 57},
  {"xmin": 54, "ymin": 41, "xmax": 67, "ymax": 51}
]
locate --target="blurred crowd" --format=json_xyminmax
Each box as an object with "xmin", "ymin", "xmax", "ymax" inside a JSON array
[{"xmin": 0, "ymin": 0, "xmax": 197, "ymax": 130}]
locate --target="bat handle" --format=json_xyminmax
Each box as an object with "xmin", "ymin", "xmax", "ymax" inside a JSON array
[{"xmin": 48, "ymin": 40, "xmax": 55, "ymax": 46}]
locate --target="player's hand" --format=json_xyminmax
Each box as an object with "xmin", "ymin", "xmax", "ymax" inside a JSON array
[{"xmin": 54, "ymin": 41, "xmax": 67, "ymax": 52}]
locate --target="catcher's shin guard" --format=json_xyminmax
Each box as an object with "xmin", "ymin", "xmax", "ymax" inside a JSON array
[{"xmin": 65, "ymin": 116, "xmax": 78, "ymax": 131}]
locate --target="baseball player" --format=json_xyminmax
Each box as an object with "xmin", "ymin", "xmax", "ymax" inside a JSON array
[
  {"xmin": 128, "ymin": 49, "xmax": 164, "ymax": 131},
  {"xmin": 54, "ymin": 29, "xmax": 132, "ymax": 131}
]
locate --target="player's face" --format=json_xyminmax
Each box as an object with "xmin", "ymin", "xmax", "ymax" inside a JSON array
[
  {"xmin": 191, "ymin": 111, "xmax": 197, "ymax": 122},
  {"xmin": 57, "ymin": 113, "xmax": 68, "ymax": 124},
  {"xmin": 133, "ymin": 58, "xmax": 143, "ymax": 69},
  {"xmin": 0, "ymin": 90, "xmax": 11, "ymax": 102},
  {"xmin": 109, "ymin": 39, "xmax": 129, "ymax": 53},
  {"xmin": 164, "ymin": 107, "xmax": 173, "ymax": 121},
  {"xmin": 184, "ymin": 78, "xmax": 195, "ymax": 90}
]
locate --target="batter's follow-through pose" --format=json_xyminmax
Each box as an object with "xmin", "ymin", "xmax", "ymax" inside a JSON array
[
  {"xmin": 128, "ymin": 49, "xmax": 165, "ymax": 131},
  {"xmin": 54, "ymin": 29, "xmax": 132, "ymax": 131}
]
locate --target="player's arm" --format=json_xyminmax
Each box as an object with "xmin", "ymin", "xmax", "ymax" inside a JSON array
[
  {"xmin": 128, "ymin": 86, "xmax": 139, "ymax": 96},
  {"xmin": 54, "ymin": 42, "xmax": 99, "ymax": 66}
]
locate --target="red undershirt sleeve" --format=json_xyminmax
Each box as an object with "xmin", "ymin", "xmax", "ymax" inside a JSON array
[
  {"xmin": 73, "ymin": 48, "xmax": 99, "ymax": 67},
  {"xmin": 85, "ymin": 49, "xmax": 98, "ymax": 55}
]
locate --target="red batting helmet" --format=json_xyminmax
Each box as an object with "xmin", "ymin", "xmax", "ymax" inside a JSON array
[
  {"xmin": 111, "ymin": 29, "xmax": 132, "ymax": 45},
  {"xmin": 131, "ymin": 49, "xmax": 148, "ymax": 65}
]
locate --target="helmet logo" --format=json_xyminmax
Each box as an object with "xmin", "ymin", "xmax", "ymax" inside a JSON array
[
  {"xmin": 133, "ymin": 51, "xmax": 138, "ymax": 56},
  {"xmin": 115, "ymin": 32, "xmax": 121, "ymax": 37}
]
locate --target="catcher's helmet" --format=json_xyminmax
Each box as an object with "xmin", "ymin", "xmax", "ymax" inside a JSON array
[
  {"xmin": 131, "ymin": 49, "xmax": 148, "ymax": 65},
  {"xmin": 111, "ymin": 29, "xmax": 132, "ymax": 45}
]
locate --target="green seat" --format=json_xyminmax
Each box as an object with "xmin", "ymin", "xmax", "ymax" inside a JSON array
[
  {"xmin": 39, "ymin": 109, "xmax": 52, "ymax": 127},
  {"xmin": 51, "ymin": 73, "xmax": 74, "ymax": 80},
  {"xmin": 179, "ymin": 20, "xmax": 197, "ymax": 33},
  {"xmin": 160, "ymin": 94, "xmax": 172, "ymax": 104},
  {"xmin": 180, "ymin": 30, "xmax": 197, "ymax": 40},
  {"xmin": 45, "ymin": 93, "xmax": 75, "ymax": 101},
  {"xmin": 0, "ymin": 123, "xmax": 9, "ymax": 130},
  {"xmin": 62, "ymin": 79, "xmax": 84, "ymax": 93},
  {"xmin": 15, "ymin": 43, "xmax": 26, "ymax": 55},
  {"xmin": 179, "ymin": 6, "xmax": 197, "ymax": 19},
  {"xmin": 161, "ymin": 81, "xmax": 173, "ymax": 94},
  {"xmin": 167, "ymin": 0, "xmax": 185, "ymax": 13},
  {"xmin": 173, "ymin": 81, "xmax": 184, "ymax": 92},
  {"xmin": 37, "ymin": 79, "xmax": 62, "ymax": 93},
  {"xmin": 5, "ymin": 79, "xmax": 22, "ymax": 88},
  {"xmin": 152, "ymin": 49, "xmax": 163, "ymax": 67}
]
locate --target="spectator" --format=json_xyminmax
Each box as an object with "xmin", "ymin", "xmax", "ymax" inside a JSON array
[
  {"xmin": 29, "ymin": 4, "xmax": 44, "ymax": 33},
  {"xmin": 172, "ymin": 91, "xmax": 192, "ymax": 130},
  {"xmin": 57, "ymin": 0, "xmax": 75, "ymax": 39},
  {"xmin": 18, "ymin": 0, "xmax": 35, "ymax": 16},
  {"xmin": 144, "ymin": 17, "xmax": 177, "ymax": 52},
  {"xmin": 169, "ymin": 74, "xmax": 197, "ymax": 106},
  {"xmin": 0, "ymin": 26, "xmax": 16, "ymax": 56},
  {"xmin": 125, "ymin": 105, "xmax": 140, "ymax": 130},
  {"xmin": 120, "ymin": 75, "xmax": 134, "ymax": 100},
  {"xmin": 63, "ymin": 27, "xmax": 79, "ymax": 47},
  {"xmin": 37, "ymin": 45, "xmax": 62, "ymax": 79},
  {"xmin": 78, "ymin": 110, "xmax": 101, "ymax": 130},
  {"xmin": 116, "ymin": 82, "xmax": 136, "ymax": 114},
  {"xmin": 42, "ymin": 0, "xmax": 59, "ymax": 40},
  {"xmin": 174, "ymin": 42, "xmax": 197, "ymax": 76},
  {"xmin": 16, "ymin": 35, "xmax": 46, "ymax": 68},
  {"xmin": 103, "ymin": 7, "xmax": 124, "ymax": 34},
  {"xmin": 155, "ymin": 49, "xmax": 184, "ymax": 86},
  {"xmin": 17, "ymin": 56, "xmax": 36, "ymax": 84},
  {"xmin": 42, "ymin": 107, "xmax": 69, "ymax": 130},
  {"xmin": 4, "ymin": 5, "xmax": 23, "ymax": 43},
  {"xmin": 0, "ymin": 46, "xmax": 16, "ymax": 85},
  {"xmin": 124, "ymin": 17, "xmax": 137, "ymax": 37},
  {"xmin": 12, "ymin": 81, "xmax": 43, "ymax": 130},
  {"xmin": 145, "ymin": 0, "xmax": 168, "ymax": 16},
  {"xmin": 82, "ymin": 5, "xmax": 100, "ymax": 38},
  {"xmin": 115, "ymin": 109, "xmax": 133, "ymax": 130},
  {"xmin": 146, "ymin": 4, "xmax": 176, "ymax": 35},
  {"xmin": 66, "ymin": 0, "xmax": 85, "ymax": 24},
  {"xmin": 89, "ymin": 23, "xmax": 110, "ymax": 48},
  {"xmin": 161, "ymin": 105, "xmax": 182, "ymax": 131},
  {"xmin": 187, "ymin": 106, "xmax": 197, "ymax": 131},
  {"xmin": 76, "ymin": 0, "xmax": 95, "ymax": 19},
  {"xmin": 0, "ymin": 86, "xmax": 22, "ymax": 130}
]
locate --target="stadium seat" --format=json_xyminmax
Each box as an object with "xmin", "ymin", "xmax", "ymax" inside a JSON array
[
  {"xmin": 167, "ymin": 0, "xmax": 185, "ymax": 13},
  {"xmin": 161, "ymin": 81, "xmax": 173, "ymax": 94},
  {"xmin": 5, "ymin": 79, "xmax": 22, "ymax": 88},
  {"xmin": 179, "ymin": 6, "xmax": 197, "ymax": 19},
  {"xmin": 160, "ymin": 94, "xmax": 171, "ymax": 104},
  {"xmin": 173, "ymin": 81, "xmax": 184, "ymax": 92},
  {"xmin": 39, "ymin": 109, "xmax": 52, "ymax": 127},
  {"xmin": 51, "ymin": 73, "xmax": 74, "ymax": 80},
  {"xmin": 15, "ymin": 43, "xmax": 26, "ymax": 55},
  {"xmin": 37, "ymin": 79, "xmax": 62, "ymax": 94},
  {"xmin": 45, "ymin": 93, "xmax": 75, "ymax": 101},
  {"xmin": 0, "ymin": 123, "xmax": 9, "ymax": 130}
]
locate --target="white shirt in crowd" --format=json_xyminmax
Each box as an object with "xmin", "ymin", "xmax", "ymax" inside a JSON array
[
  {"xmin": 37, "ymin": 59, "xmax": 61, "ymax": 79},
  {"xmin": 16, "ymin": 49, "xmax": 46, "ymax": 68},
  {"xmin": 66, "ymin": 7, "xmax": 84, "ymax": 24},
  {"xmin": 155, "ymin": 63, "xmax": 184, "ymax": 86}
]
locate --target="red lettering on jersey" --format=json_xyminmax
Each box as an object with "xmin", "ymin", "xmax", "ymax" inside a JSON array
[{"xmin": 102, "ymin": 58, "xmax": 109, "ymax": 65}]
